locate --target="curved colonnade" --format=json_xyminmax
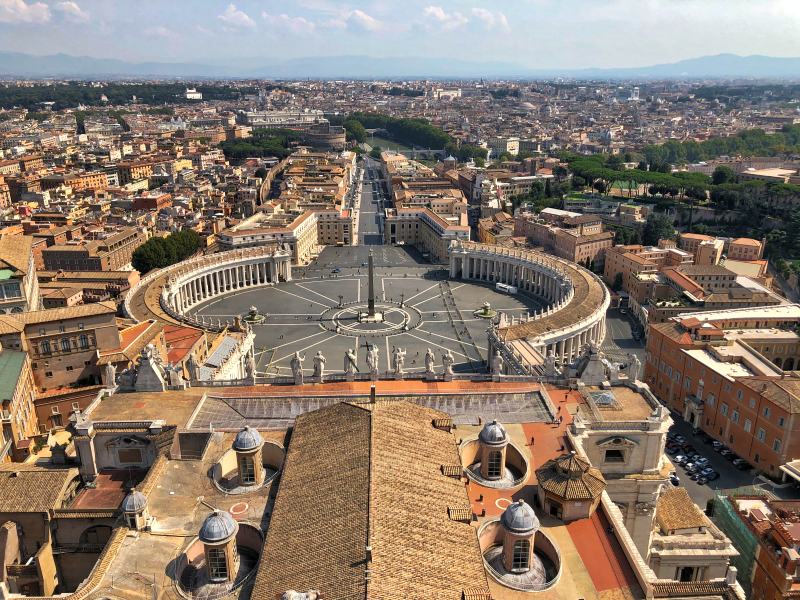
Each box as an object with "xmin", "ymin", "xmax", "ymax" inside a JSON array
[
  {"xmin": 449, "ymin": 241, "xmax": 609, "ymax": 374},
  {"xmin": 124, "ymin": 246, "xmax": 292, "ymax": 328}
]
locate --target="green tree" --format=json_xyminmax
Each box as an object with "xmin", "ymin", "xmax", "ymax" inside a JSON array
[
  {"xmin": 343, "ymin": 118, "xmax": 367, "ymax": 143},
  {"xmin": 642, "ymin": 213, "xmax": 675, "ymax": 246},
  {"xmin": 255, "ymin": 167, "xmax": 268, "ymax": 179},
  {"xmin": 712, "ymin": 165, "xmax": 736, "ymax": 185}
]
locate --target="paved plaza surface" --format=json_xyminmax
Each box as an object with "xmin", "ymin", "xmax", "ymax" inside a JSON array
[{"xmin": 189, "ymin": 255, "xmax": 542, "ymax": 377}]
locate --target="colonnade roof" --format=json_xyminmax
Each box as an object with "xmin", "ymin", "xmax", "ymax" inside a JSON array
[{"xmin": 497, "ymin": 258, "xmax": 606, "ymax": 342}]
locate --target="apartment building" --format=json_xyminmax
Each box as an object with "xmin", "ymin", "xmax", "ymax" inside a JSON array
[
  {"xmin": 0, "ymin": 346, "xmax": 38, "ymax": 462},
  {"xmin": 0, "ymin": 302, "xmax": 119, "ymax": 404},
  {"xmin": 42, "ymin": 228, "xmax": 147, "ymax": 272},
  {"xmin": 217, "ymin": 209, "xmax": 341, "ymax": 264},
  {"xmin": 0, "ymin": 235, "xmax": 41, "ymax": 314},
  {"xmin": 604, "ymin": 242, "xmax": 693, "ymax": 301},
  {"xmin": 516, "ymin": 209, "xmax": 614, "ymax": 268},
  {"xmin": 384, "ymin": 207, "xmax": 470, "ymax": 263},
  {"xmin": 645, "ymin": 305, "xmax": 800, "ymax": 476},
  {"xmin": 679, "ymin": 233, "xmax": 764, "ymax": 263}
]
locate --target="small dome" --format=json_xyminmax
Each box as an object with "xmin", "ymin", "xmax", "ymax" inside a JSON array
[
  {"xmin": 199, "ymin": 510, "xmax": 238, "ymax": 543},
  {"xmin": 479, "ymin": 420, "xmax": 508, "ymax": 446},
  {"xmin": 501, "ymin": 499, "xmax": 540, "ymax": 535},
  {"xmin": 121, "ymin": 488, "xmax": 147, "ymax": 514},
  {"xmin": 233, "ymin": 426, "xmax": 263, "ymax": 452}
]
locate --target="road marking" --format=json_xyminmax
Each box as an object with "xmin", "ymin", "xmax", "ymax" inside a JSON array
[
  {"xmin": 403, "ymin": 332, "xmax": 470, "ymax": 359},
  {"xmin": 404, "ymin": 281, "xmax": 442, "ymax": 304},
  {"xmin": 416, "ymin": 327, "xmax": 482, "ymax": 359},
  {"xmin": 269, "ymin": 329, "xmax": 330, "ymax": 352},
  {"xmin": 295, "ymin": 283, "xmax": 337, "ymax": 304},
  {"xmin": 411, "ymin": 294, "xmax": 446, "ymax": 308},
  {"xmin": 272, "ymin": 286, "xmax": 329, "ymax": 308},
  {"xmin": 272, "ymin": 331, "xmax": 339, "ymax": 365}
]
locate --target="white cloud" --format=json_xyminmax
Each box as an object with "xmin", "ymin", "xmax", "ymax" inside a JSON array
[
  {"xmin": 422, "ymin": 5, "xmax": 468, "ymax": 31},
  {"xmin": 470, "ymin": 8, "xmax": 509, "ymax": 31},
  {"xmin": 217, "ymin": 3, "xmax": 255, "ymax": 30},
  {"xmin": 262, "ymin": 11, "xmax": 316, "ymax": 35},
  {"xmin": 54, "ymin": 1, "xmax": 88, "ymax": 23},
  {"xmin": 323, "ymin": 8, "xmax": 382, "ymax": 32},
  {"xmin": 0, "ymin": 0, "xmax": 50, "ymax": 23},
  {"xmin": 144, "ymin": 25, "xmax": 175, "ymax": 38},
  {"xmin": 346, "ymin": 9, "xmax": 381, "ymax": 32}
]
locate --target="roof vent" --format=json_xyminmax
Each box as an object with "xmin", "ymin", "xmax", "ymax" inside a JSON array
[
  {"xmin": 448, "ymin": 506, "xmax": 473, "ymax": 523},
  {"xmin": 432, "ymin": 417, "xmax": 453, "ymax": 431},
  {"xmin": 441, "ymin": 465, "xmax": 463, "ymax": 478}
]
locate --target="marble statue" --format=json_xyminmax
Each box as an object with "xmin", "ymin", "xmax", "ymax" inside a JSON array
[
  {"xmin": 290, "ymin": 352, "xmax": 305, "ymax": 385},
  {"xmin": 103, "ymin": 363, "xmax": 116, "ymax": 387},
  {"xmin": 165, "ymin": 364, "xmax": 185, "ymax": 387},
  {"xmin": 366, "ymin": 344, "xmax": 380, "ymax": 376},
  {"xmin": 245, "ymin": 351, "xmax": 256, "ymax": 380},
  {"xmin": 490, "ymin": 353, "xmax": 503, "ymax": 376},
  {"xmin": 424, "ymin": 348, "xmax": 436, "ymax": 375},
  {"xmin": 186, "ymin": 354, "xmax": 199, "ymax": 382},
  {"xmin": 312, "ymin": 350, "xmax": 326, "ymax": 381},
  {"xmin": 344, "ymin": 348, "xmax": 359, "ymax": 375},
  {"xmin": 392, "ymin": 346, "xmax": 406, "ymax": 375},
  {"xmin": 544, "ymin": 351, "xmax": 560, "ymax": 378},
  {"xmin": 442, "ymin": 349, "xmax": 455, "ymax": 376},
  {"xmin": 627, "ymin": 353, "xmax": 642, "ymax": 382}
]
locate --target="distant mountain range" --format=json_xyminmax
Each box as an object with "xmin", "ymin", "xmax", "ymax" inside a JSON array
[{"xmin": 0, "ymin": 51, "xmax": 799, "ymax": 80}]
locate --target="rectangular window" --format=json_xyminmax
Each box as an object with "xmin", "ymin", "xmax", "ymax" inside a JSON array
[
  {"xmin": 604, "ymin": 449, "xmax": 625, "ymax": 463},
  {"xmin": 744, "ymin": 419, "xmax": 752, "ymax": 433},
  {"xmin": 732, "ymin": 410, "xmax": 739, "ymax": 424},
  {"xmin": 774, "ymin": 439, "xmax": 782, "ymax": 452},
  {"xmin": 206, "ymin": 547, "xmax": 228, "ymax": 581},
  {"xmin": 721, "ymin": 404, "xmax": 728, "ymax": 417},
  {"xmin": 757, "ymin": 428, "xmax": 766, "ymax": 442},
  {"xmin": 779, "ymin": 417, "xmax": 785, "ymax": 427},
  {"xmin": 764, "ymin": 406, "xmax": 771, "ymax": 418}
]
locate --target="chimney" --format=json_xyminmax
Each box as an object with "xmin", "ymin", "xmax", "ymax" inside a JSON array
[{"xmin": 370, "ymin": 385, "xmax": 376, "ymax": 404}]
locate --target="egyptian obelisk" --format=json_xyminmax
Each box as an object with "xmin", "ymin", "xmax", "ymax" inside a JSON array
[{"xmin": 367, "ymin": 249, "xmax": 375, "ymax": 317}]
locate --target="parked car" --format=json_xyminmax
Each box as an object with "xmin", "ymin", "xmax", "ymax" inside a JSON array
[
  {"xmin": 331, "ymin": 267, "xmax": 341, "ymax": 273},
  {"xmin": 712, "ymin": 441, "xmax": 724, "ymax": 451},
  {"xmin": 685, "ymin": 463, "xmax": 698, "ymax": 473},
  {"xmin": 732, "ymin": 458, "xmax": 751, "ymax": 470},
  {"xmin": 705, "ymin": 470, "xmax": 720, "ymax": 481},
  {"xmin": 674, "ymin": 455, "xmax": 688, "ymax": 465},
  {"xmin": 697, "ymin": 477, "xmax": 709, "ymax": 485},
  {"xmin": 690, "ymin": 472, "xmax": 701, "ymax": 481},
  {"xmin": 695, "ymin": 457, "xmax": 710, "ymax": 467},
  {"xmin": 666, "ymin": 445, "xmax": 679, "ymax": 455},
  {"xmin": 720, "ymin": 449, "xmax": 735, "ymax": 460},
  {"xmin": 670, "ymin": 473, "xmax": 680, "ymax": 486}
]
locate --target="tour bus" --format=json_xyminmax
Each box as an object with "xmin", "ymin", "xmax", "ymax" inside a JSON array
[{"xmin": 496, "ymin": 282, "xmax": 518, "ymax": 294}]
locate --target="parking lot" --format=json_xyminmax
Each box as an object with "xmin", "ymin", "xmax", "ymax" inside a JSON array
[{"xmin": 666, "ymin": 414, "xmax": 799, "ymax": 506}]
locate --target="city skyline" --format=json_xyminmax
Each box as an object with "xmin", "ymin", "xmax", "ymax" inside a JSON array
[{"xmin": 1, "ymin": 0, "xmax": 800, "ymax": 70}]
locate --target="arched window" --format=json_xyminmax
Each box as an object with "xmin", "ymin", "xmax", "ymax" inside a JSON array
[
  {"xmin": 61, "ymin": 338, "xmax": 70, "ymax": 352},
  {"xmin": 512, "ymin": 539, "xmax": 530, "ymax": 572},
  {"xmin": 40, "ymin": 340, "xmax": 51, "ymax": 355},
  {"xmin": 79, "ymin": 334, "xmax": 89, "ymax": 349},
  {"xmin": 487, "ymin": 450, "xmax": 502, "ymax": 479},
  {"xmin": 785, "ymin": 358, "xmax": 795, "ymax": 371},
  {"xmin": 775, "ymin": 357, "xmax": 783, "ymax": 368}
]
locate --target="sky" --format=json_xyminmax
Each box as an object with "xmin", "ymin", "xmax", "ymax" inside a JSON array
[{"xmin": 1, "ymin": 0, "xmax": 800, "ymax": 68}]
